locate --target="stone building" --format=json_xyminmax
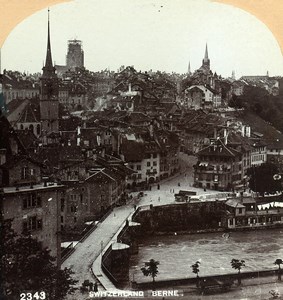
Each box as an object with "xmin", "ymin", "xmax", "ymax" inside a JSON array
[
  {"xmin": 194, "ymin": 138, "xmax": 242, "ymax": 191},
  {"xmin": 66, "ymin": 39, "xmax": 84, "ymax": 70},
  {"xmin": 0, "ymin": 114, "xmax": 63, "ymax": 265}
]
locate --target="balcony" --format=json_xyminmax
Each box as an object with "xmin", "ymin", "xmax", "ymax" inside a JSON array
[{"xmin": 146, "ymin": 170, "xmax": 157, "ymax": 176}]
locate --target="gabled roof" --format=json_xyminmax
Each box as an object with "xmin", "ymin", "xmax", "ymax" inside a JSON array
[
  {"xmin": 0, "ymin": 154, "xmax": 42, "ymax": 169},
  {"xmin": 6, "ymin": 98, "xmax": 29, "ymax": 115},
  {"xmin": 15, "ymin": 129, "xmax": 38, "ymax": 149},
  {"xmin": 120, "ymin": 139, "xmax": 145, "ymax": 162},
  {"xmin": 226, "ymin": 199, "xmax": 245, "ymax": 208},
  {"xmin": 17, "ymin": 103, "xmax": 40, "ymax": 123},
  {"xmin": 197, "ymin": 139, "xmax": 240, "ymax": 157}
]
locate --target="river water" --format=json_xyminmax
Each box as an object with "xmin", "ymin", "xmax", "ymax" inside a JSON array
[{"xmin": 129, "ymin": 228, "xmax": 283, "ymax": 282}]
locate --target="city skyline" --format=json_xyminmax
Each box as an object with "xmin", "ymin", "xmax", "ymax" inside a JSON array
[{"xmin": 1, "ymin": 0, "xmax": 283, "ymax": 78}]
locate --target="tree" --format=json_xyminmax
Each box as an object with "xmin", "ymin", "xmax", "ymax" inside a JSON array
[
  {"xmin": 191, "ymin": 261, "xmax": 201, "ymax": 287},
  {"xmin": 1, "ymin": 219, "xmax": 78, "ymax": 299},
  {"xmin": 247, "ymin": 163, "xmax": 282, "ymax": 196},
  {"xmin": 274, "ymin": 259, "xmax": 283, "ymax": 281},
  {"xmin": 141, "ymin": 259, "xmax": 159, "ymax": 287},
  {"xmin": 231, "ymin": 259, "xmax": 245, "ymax": 285}
]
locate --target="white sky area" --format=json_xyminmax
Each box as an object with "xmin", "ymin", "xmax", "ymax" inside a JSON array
[{"xmin": 1, "ymin": 0, "xmax": 283, "ymax": 78}]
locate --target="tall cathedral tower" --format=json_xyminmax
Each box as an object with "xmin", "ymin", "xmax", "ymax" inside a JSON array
[
  {"xmin": 40, "ymin": 9, "xmax": 59, "ymax": 143},
  {"xmin": 202, "ymin": 43, "xmax": 210, "ymax": 71}
]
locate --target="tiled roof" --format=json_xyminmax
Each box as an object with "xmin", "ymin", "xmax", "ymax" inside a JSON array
[
  {"xmin": 6, "ymin": 98, "xmax": 29, "ymax": 115},
  {"xmin": 197, "ymin": 139, "xmax": 240, "ymax": 157},
  {"xmin": 226, "ymin": 199, "xmax": 245, "ymax": 208},
  {"xmin": 15, "ymin": 129, "xmax": 38, "ymax": 149},
  {"xmin": 17, "ymin": 103, "xmax": 40, "ymax": 123},
  {"xmin": 226, "ymin": 110, "xmax": 283, "ymax": 149},
  {"xmin": 120, "ymin": 139, "xmax": 145, "ymax": 162}
]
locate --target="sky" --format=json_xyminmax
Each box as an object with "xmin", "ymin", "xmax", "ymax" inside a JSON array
[{"xmin": 1, "ymin": 0, "xmax": 283, "ymax": 78}]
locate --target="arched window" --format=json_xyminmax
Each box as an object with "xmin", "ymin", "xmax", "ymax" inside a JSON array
[{"xmin": 29, "ymin": 124, "xmax": 34, "ymax": 132}]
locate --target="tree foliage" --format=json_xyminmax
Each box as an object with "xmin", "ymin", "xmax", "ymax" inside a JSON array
[
  {"xmin": 0, "ymin": 219, "xmax": 78, "ymax": 299},
  {"xmin": 231, "ymin": 259, "xmax": 245, "ymax": 285},
  {"xmin": 274, "ymin": 259, "xmax": 283, "ymax": 281},
  {"xmin": 191, "ymin": 261, "xmax": 201, "ymax": 278},
  {"xmin": 231, "ymin": 85, "xmax": 283, "ymax": 133},
  {"xmin": 141, "ymin": 259, "xmax": 160, "ymax": 283},
  {"xmin": 247, "ymin": 163, "xmax": 282, "ymax": 195}
]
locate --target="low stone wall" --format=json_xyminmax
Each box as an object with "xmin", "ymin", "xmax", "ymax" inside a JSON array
[
  {"xmin": 101, "ymin": 218, "xmax": 141, "ymax": 288},
  {"xmin": 132, "ymin": 201, "xmax": 226, "ymax": 234},
  {"xmin": 134, "ymin": 269, "xmax": 279, "ymax": 290}
]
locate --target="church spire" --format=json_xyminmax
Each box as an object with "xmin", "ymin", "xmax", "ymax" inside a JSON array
[
  {"xmin": 204, "ymin": 43, "xmax": 208, "ymax": 61},
  {"xmin": 202, "ymin": 43, "xmax": 210, "ymax": 70},
  {"xmin": 188, "ymin": 61, "xmax": 191, "ymax": 76},
  {"xmin": 42, "ymin": 9, "xmax": 55, "ymax": 77}
]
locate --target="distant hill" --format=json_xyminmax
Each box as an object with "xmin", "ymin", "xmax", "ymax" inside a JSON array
[{"xmin": 229, "ymin": 85, "xmax": 283, "ymax": 134}]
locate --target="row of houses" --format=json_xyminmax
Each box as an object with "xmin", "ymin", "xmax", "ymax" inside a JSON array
[{"xmin": 193, "ymin": 110, "xmax": 283, "ymax": 191}]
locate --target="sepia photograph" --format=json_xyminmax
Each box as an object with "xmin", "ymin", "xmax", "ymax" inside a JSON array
[{"xmin": 1, "ymin": 0, "xmax": 283, "ymax": 299}]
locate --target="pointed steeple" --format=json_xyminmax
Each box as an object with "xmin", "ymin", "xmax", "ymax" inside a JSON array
[
  {"xmin": 42, "ymin": 9, "xmax": 56, "ymax": 78},
  {"xmin": 188, "ymin": 61, "xmax": 191, "ymax": 76},
  {"xmin": 204, "ymin": 43, "xmax": 209, "ymax": 61},
  {"xmin": 202, "ymin": 43, "xmax": 210, "ymax": 70}
]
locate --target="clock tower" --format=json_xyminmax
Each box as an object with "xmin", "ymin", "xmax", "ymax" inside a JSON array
[{"xmin": 40, "ymin": 9, "xmax": 59, "ymax": 143}]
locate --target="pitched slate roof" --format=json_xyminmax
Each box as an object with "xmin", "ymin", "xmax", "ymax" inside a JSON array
[
  {"xmin": 17, "ymin": 103, "xmax": 40, "ymax": 123},
  {"xmin": 197, "ymin": 139, "xmax": 241, "ymax": 157}
]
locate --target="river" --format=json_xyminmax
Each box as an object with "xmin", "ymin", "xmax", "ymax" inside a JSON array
[{"xmin": 129, "ymin": 228, "xmax": 283, "ymax": 282}]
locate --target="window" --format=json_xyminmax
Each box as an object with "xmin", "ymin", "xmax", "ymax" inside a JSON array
[
  {"xmin": 147, "ymin": 162, "xmax": 151, "ymax": 167},
  {"xmin": 137, "ymin": 174, "xmax": 142, "ymax": 179},
  {"xmin": 153, "ymin": 153, "xmax": 157, "ymax": 158},
  {"xmin": 238, "ymin": 208, "xmax": 242, "ymax": 214},
  {"xmin": 23, "ymin": 216, "xmax": 42, "ymax": 232},
  {"xmin": 70, "ymin": 205, "xmax": 77, "ymax": 213},
  {"xmin": 21, "ymin": 167, "xmax": 29, "ymax": 180},
  {"xmin": 153, "ymin": 161, "xmax": 157, "ymax": 166},
  {"xmin": 61, "ymin": 216, "xmax": 64, "ymax": 223},
  {"xmin": 23, "ymin": 193, "xmax": 41, "ymax": 209},
  {"xmin": 136, "ymin": 165, "xmax": 141, "ymax": 170},
  {"xmin": 61, "ymin": 198, "xmax": 65, "ymax": 212}
]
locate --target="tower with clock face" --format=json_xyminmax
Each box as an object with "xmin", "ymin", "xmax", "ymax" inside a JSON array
[{"xmin": 40, "ymin": 10, "xmax": 59, "ymax": 143}]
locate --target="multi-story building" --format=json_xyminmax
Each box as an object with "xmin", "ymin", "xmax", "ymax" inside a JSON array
[
  {"xmin": 118, "ymin": 127, "xmax": 180, "ymax": 187},
  {"xmin": 225, "ymin": 197, "xmax": 283, "ymax": 229},
  {"xmin": 2, "ymin": 70, "xmax": 40, "ymax": 105},
  {"xmin": 194, "ymin": 138, "xmax": 242, "ymax": 191},
  {"xmin": 0, "ymin": 114, "xmax": 63, "ymax": 265},
  {"xmin": 184, "ymin": 85, "xmax": 221, "ymax": 109}
]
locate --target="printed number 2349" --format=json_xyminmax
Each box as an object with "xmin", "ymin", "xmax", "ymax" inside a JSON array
[{"xmin": 20, "ymin": 292, "xmax": 46, "ymax": 300}]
